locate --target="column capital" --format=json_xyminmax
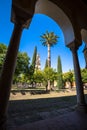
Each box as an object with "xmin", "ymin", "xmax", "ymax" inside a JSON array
[
  {"xmin": 11, "ymin": 0, "xmax": 37, "ymax": 28},
  {"xmin": 67, "ymin": 40, "xmax": 81, "ymax": 52}
]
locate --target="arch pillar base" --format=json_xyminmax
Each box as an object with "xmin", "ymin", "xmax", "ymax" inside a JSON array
[{"xmin": 75, "ymin": 104, "xmax": 87, "ymax": 113}]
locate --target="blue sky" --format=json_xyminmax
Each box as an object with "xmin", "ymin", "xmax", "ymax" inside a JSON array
[{"xmin": 0, "ymin": 0, "xmax": 86, "ymax": 72}]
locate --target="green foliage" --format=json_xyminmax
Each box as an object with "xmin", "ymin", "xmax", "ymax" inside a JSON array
[
  {"xmin": 31, "ymin": 46, "xmax": 37, "ymax": 67},
  {"xmin": 13, "ymin": 52, "xmax": 30, "ymax": 83},
  {"xmin": 43, "ymin": 67, "xmax": 57, "ymax": 91},
  {"xmin": 57, "ymin": 56, "xmax": 62, "ymax": 73},
  {"xmin": 57, "ymin": 56, "xmax": 63, "ymax": 89},
  {"xmin": 15, "ymin": 52, "xmax": 30, "ymax": 75},
  {"xmin": 43, "ymin": 67, "xmax": 57, "ymax": 82},
  {"xmin": 0, "ymin": 54, "xmax": 5, "ymax": 73},
  {"xmin": 63, "ymin": 70, "xmax": 74, "ymax": 83},
  {"xmin": 0, "ymin": 43, "xmax": 7, "ymax": 54},
  {"xmin": 33, "ymin": 70, "xmax": 44, "ymax": 83},
  {"xmin": 81, "ymin": 68, "xmax": 87, "ymax": 83},
  {"xmin": 28, "ymin": 46, "xmax": 37, "ymax": 83},
  {"xmin": 40, "ymin": 31, "xmax": 59, "ymax": 47},
  {"xmin": 0, "ymin": 43, "xmax": 7, "ymax": 73},
  {"xmin": 44, "ymin": 59, "xmax": 48, "ymax": 69},
  {"xmin": 29, "ymin": 46, "xmax": 37, "ymax": 76},
  {"xmin": 0, "ymin": 43, "xmax": 30, "ymax": 83},
  {"xmin": 16, "ymin": 73, "xmax": 29, "ymax": 83}
]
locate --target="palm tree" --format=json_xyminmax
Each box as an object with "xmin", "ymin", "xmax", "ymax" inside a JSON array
[
  {"xmin": 40, "ymin": 31, "xmax": 59, "ymax": 91},
  {"xmin": 40, "ymin": 31, "xmax": 59, "ymax": 67}
]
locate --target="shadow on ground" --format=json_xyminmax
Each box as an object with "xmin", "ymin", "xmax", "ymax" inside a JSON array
[
  {"xmin": 11, "ymin": 89, "xmax": 50, "ymax": 95},
  {"xmin": 11, "ymin": 89, "xmax": 74, "ymax": 95},
  {"xmin": 7, "ymin": 93, "xmax": 87, "ymax": 129}
]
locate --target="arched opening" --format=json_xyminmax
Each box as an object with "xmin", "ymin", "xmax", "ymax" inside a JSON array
[
  {"xmin": 21, "ymin": 13, "xmax": 73, "ymax": 72},
  {"xmin": 35, "ymin": 0, "xmax": 75, "ymax": 45}
]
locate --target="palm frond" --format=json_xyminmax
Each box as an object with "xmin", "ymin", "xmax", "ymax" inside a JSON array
[{"xmin": 40, "ymin": 31, "xmax": 59, "ymax": 47}]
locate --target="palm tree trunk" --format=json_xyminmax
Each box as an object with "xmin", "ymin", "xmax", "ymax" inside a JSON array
[
  {"xmin": 48, "ymin": 44, "xmax": 51, "ymax": 67},
  {"xmin": 47, "ymin": 44, "xmax": 51, "ymax": 92}
]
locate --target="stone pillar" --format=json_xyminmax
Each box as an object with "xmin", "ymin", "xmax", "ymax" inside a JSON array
[
  {"xmin": 68, "ymin": 42, "xmax": 87, "ymax": 112},
  {"xmin": 0, "ymin": 23, "xmax": 23, "ymax": 129},
  {"xmin": 0, "ymin": 0, "xmax": 37, "ymax": 128}
]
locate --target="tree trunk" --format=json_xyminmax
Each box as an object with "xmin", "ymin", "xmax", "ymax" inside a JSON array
[
  {"xmin": 47, "ymin": 44, "xmax": 51, "ymax": 91},
  {"xmin": 47, "ymin": 44, "xmax": 51, "ymax": 67}
]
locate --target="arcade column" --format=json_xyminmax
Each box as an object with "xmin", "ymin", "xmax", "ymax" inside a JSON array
[
  {"xmin": 0, "ymin": 0, "xmax": 37, "ymax": 129},
  {"xmin": 68, "ymin": 42, "xmax": 87, "ymax": 112}
]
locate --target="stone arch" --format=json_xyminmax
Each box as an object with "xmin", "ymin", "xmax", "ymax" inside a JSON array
[{"xmin": 35, "ymin": 0, "xmax": 75, "ymax": 45}]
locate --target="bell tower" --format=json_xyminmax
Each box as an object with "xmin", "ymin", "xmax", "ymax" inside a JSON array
[{"xmin": 35, "ymin": 53, "xmax": 41, "ymax": 70}]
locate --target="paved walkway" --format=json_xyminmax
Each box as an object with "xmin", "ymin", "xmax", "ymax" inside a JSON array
[{"xmin": 12, "ymin": 111, "xmax": 87, "ymax": 130}]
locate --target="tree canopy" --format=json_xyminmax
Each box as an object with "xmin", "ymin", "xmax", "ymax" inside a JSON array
[
  {"xmin": 15, "ymin": 52, "xmax": 30, "ymax": 75},
  {"xmin": 0, "ymin": 43, "xmax": 7, "ymax": 73},
  {"xmin": 81, "ymin": 68, "xmax": 87, "ymax": 83},
  {"xmin": 0, "ymin": 43, "xmax": 7, "ymax": 54},
  {"xmin": 0, "ymin": 43, "xmax": 30, "ymax": 83},
  {"xmin": 40, "ymin": 31, "xmax": 59, "ymax": 47}
]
